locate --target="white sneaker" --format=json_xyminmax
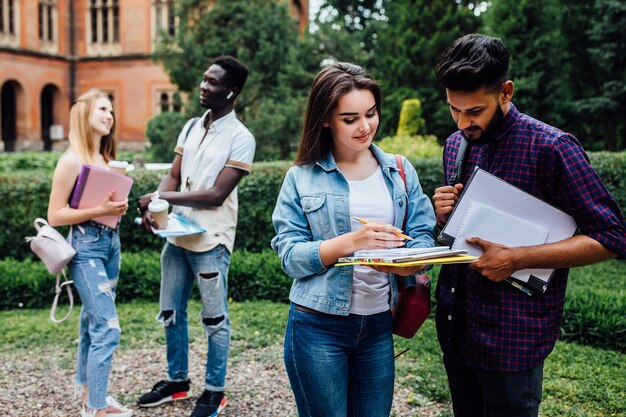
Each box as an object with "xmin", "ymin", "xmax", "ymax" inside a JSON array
[
  {"xmin": 81, "ymin": 404, "xmax": 96, "ymax": 417},
  {"xmin": 105, "ymin": 396, "xmax": 133, "ymax": 417}
]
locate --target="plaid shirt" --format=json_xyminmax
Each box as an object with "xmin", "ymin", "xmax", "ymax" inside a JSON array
[{"xmin": 437, "ymin": 103, "xmax": 626, "ymax": 372}]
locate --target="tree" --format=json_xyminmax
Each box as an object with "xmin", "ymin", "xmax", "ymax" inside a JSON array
[
  {"xmin": 574, "ymin": 0, "xmax": 626, "ymax": 150},
  {"xmin": 153, "ymin": 0, "xmax": 319, "ymax": 160},
  {"xmin": 484, "ymin": 0, "xmax": 571, "ymax": 131},
  {"xmin": 369, "ymin": 0, "xmax": 480, "ymax": 140}
]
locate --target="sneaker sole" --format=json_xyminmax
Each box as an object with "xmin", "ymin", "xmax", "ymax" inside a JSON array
[
  {"xmin": 211, "ymin": 396, "xmax": 228, "ymax": 417},
  {"xmin": 137, "ymin": 391, "xmax": 190, "ymax": 408}
]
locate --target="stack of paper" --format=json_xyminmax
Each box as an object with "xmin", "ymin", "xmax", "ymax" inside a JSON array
[
  {"xmin": 336, "ymin": 247, "xmax": 477, "ymax": 267},
  {"xmin": 151, "ymin": 212, "xmax": 205, "ymax": 237}
]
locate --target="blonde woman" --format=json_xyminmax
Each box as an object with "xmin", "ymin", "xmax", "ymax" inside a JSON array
[{"xmin": 48, "ymin": 89, "xmax": 131, "ymax": 417}]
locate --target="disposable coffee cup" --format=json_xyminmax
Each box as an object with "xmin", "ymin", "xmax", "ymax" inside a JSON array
[
  {"xmin": 148, "ymin": 198, "xmax": 169, "ymax": 230},
  {"xmin": 108, "ymin": 160, "xmax": 128, "ymax": 175}
]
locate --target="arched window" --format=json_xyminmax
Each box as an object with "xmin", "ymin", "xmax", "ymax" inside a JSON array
[{"xmin": 160, "ymin": 93, "xmax": 169, "ymax": 113}]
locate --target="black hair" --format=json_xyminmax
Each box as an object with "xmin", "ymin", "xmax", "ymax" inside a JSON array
[
  {"xmin": 212, "ymin": 55, "xmax": 249, "ymax": 91},
  {"xmin": 436, "ymin": 34, "xmax": 510, "ymax": 92}
]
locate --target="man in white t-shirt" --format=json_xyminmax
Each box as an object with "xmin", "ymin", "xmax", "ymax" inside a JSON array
[{"xmin": 137, "ymin": 56, "xmax": 255, "ymax": 417}]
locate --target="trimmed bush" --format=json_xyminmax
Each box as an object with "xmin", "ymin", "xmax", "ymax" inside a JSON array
[
  {"xmin": 2, "ymin": 152, "xmax": 625, "ymax": 261},
  {"xmin": 0, "ymin": 249, "xmax": 290, "ymax": 310},
  {"xmin": 144, "ymin": 112, "xmax": 188, "ymax": 163},
  {"xmin": 1, "ymin": 251, "xmax": 624, "ymax": 352},
  {"xmin": 377, "ymin": 135, "xmax": 443, "ymax": 161},
  {"xmin": 560, "ymin": 288, "xmax": 626, "ymax": 351},
  {"xmin": 396, "ymin": 99, "xmax": 426, "ymax": 136}
]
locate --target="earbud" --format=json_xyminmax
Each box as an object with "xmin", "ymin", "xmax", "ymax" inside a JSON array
[{"xmin": 227, "ymin": 91, "xmax": 234, "ymax": 99}]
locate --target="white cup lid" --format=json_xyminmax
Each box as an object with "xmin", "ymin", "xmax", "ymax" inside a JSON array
[
  {"xmin": 148, "ymin": 198, "xmax": 169, "ymax": 212},
  {"xmin": 108, "ymin": 160, "xmax": 129, "ymax": 168}
]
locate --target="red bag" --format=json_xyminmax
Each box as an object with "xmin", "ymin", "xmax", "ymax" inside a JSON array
[
  {"xmin": 393, "ymin": 274, "xmax": 431, "ymax": 338},
  {"xmin": 392, "ymin": 154, "xmax": 431, "ymax": 339}
]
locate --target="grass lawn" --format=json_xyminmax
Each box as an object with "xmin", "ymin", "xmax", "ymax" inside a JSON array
[{"xmin": 1, "ymin": 299, "xmax": 624, "ymax": 416}]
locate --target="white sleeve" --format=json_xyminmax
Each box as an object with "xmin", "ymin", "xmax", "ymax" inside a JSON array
[{"xmin": 225, "ymin": 131, "xmax": 256, "ymax": 173}]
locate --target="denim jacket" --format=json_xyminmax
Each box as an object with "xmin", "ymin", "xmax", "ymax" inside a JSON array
[{"xmin": 271, "ymin": 144, "xmax": 436, "ymax": 315}]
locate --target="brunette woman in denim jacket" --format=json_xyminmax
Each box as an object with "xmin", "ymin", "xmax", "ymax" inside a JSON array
[
  {"xmin": 271, "ymin": 63, "xmax": 436, "ymax": 417},
  {"xmin": 47, "ymin": 89, "xmax": 132, "ymax": 417}
]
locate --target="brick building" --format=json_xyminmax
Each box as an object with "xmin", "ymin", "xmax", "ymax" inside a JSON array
[{"xmin": 0, "ymin": 0, "xmax": 308, "ymax": 151}]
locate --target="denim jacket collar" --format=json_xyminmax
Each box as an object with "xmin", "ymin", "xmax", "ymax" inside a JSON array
[{"xmin": 316, "ymin": 143, "xmax": 399, "ymax": 177}]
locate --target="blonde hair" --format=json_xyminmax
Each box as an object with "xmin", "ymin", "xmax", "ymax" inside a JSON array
[{"xmin": 68, "ymin": 89, "xmax": 117, "ymax": 164}]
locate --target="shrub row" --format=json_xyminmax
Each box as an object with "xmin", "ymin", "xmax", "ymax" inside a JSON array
[
  {"xmin": 1, "ymin": 251, "xmax": 624, "ymax": 352},
  {"xmin": 0, "ymin": 250, "xmax": 291, "ymax": 310},
  {"xmin": 3, "ymin": 152, "xmax": 625, "ymax": 261}
]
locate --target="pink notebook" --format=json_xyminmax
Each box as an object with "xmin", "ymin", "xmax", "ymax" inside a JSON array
[{"xmin": 70, "ymin": 165, "xmax": 134, "ymax": 228}]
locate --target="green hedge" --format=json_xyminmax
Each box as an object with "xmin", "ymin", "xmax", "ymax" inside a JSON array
[
  {"xmin": 2, "ymin": 152, "xmax": 625, "ymax": 261},
  {"xmin": 1, "ymin": 252, "xmax": 624, "ymax": 352},
  {"xmin": 0, "ymin": 250, "xmax": 291, "ymax": 311}
]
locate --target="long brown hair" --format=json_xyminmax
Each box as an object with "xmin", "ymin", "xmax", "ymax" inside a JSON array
[
  {"xmin": 68, "ymin": 89, "xmax": 117, "ymax": 164},
  {"xmin": 294, "ymin": 63, "xmax": 382, "ymax": 165}
]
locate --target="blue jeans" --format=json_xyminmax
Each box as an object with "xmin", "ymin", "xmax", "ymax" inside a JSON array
[
  {"xmin": 69, "ymin": 224, "xmax": 121, "ymax": 410},
  {"xmin": 284, "ymin": 304, "xmax": 395, "ymax": 417},
  {"xmin": 159, "ymin": 242, "xmax": 231, "ymax": 391}
]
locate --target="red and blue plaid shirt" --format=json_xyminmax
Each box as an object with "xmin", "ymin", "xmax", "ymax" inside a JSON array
[{"xmin": 437, "ymin": 103, "xmax": 626, "ymax": 372}]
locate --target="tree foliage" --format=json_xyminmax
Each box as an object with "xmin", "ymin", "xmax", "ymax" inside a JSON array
[
  {"xmin": 572, "ymin": 0, "xmax": 626, "ymax": 150},
  {"xmin": 484, "ymin": 0, "xmax": 570, "ymax": 130},
  {"xmin": 369, "ymin": 0, "xmax": 480, "ymax": 140},
  {"xmin": 153, "ymin": 0, "xmax": 319, "ymax": 160}
]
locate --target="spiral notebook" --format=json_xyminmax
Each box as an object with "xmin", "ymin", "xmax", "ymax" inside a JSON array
[
  {"xmin": 451, "ymin": 201, "xmax": 549, "ymax": 283},
  {"xmin": 439, "ymin": 167, "xmax": 578, "ymax": 293}
]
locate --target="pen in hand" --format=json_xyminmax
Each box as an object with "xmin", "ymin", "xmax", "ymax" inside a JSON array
[{"xmin": 352, "ymin": 216, "xmax": 413, "ymax": 241}]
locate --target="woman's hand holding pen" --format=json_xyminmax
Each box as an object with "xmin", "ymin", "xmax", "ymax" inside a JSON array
[{"xmin": 351, "ymin": 221, "xmax": 407, "ymax": 250}]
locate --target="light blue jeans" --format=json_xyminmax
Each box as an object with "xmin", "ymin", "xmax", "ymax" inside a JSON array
[
  {"xmin": 69, "ymin": 224, "xmax": 121, "ymax": 410},
  {"xmin": 284, "ymin": 304, "xmax": 395, "ymax": 417},
  {"xmin": 159, "ymin": 242, "xmax": 231, "ymax": 391}
]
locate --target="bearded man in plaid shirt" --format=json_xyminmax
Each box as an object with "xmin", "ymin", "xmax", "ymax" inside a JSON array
[{"xmin": 431, "ymin": 34, "xmax": 626, "ymax": 417}]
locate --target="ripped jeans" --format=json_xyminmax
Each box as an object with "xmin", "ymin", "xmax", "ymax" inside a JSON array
[
  {"xmin": 69, "ymin": 223, "xmax": 121, "ymax": 410},
  {"xmin": 159, "ymin": 242, "xmax": 231, "ymax": 391}
]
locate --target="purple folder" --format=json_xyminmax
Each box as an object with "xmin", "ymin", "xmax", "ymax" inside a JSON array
[{"xmin": 70, "ymin": 164, "xmax": 134, "ymax": 228}]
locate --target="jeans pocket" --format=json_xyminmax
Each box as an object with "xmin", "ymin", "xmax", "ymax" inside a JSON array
[{"xmin": 75, "ymin": 229, "xmax": 101, "ymax": 245}]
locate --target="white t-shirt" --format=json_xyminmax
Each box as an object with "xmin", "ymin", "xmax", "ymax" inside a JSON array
[
  {"xmin": 348, "ymin": 166, "xmax": 394, "ymax": 315},
  {"xmin": 168, "ymin": 110, "xmax": 256, "ymax": 253}
]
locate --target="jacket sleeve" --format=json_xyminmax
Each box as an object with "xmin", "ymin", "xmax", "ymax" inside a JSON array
[{"xmin": 271, "ymin": 168, "xmax": 327, "ymax": 279}]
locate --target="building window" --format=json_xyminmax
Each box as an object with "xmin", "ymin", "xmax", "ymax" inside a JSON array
[
  {"xmin": 38, "ymin": 1, "xmax": 58, "ymax": 52},
  {"xmin": 157, "ymin": 90, "xmax": 182, "ymax": 113},
  {"xmin": 87, "ymin": 0, "xmax": 120, "ymax": 55},
  {"xmin": 0, "ymin": 0, "xmax": 20, "ymax": 47},
  {"xmin": 151, "ymin": 0, "xmax": 177, "ymax": 47}
]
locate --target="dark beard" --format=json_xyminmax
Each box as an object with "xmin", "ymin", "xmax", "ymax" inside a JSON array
[{"xmin": 461, "ymin": 105, "xmax": 505, "ymax": 142}]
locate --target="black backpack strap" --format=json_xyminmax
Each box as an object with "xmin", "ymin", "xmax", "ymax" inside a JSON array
[{"xmin": 181, "ymin": 117, "xmax": 201, "ymax": 146}]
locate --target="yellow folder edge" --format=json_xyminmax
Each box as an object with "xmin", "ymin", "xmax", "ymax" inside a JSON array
[{"xmin": 335, "ymin": 254, "xmax": 478, "ymax": 267}]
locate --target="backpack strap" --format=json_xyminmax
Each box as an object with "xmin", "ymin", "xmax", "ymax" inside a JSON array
[
  {"xmin": 50, "ymin": 269, "xmax": 74, "ymax": 323},
  {"xmin": 181, "ymin": 117, "xmax": 201, "ymax": 147}
]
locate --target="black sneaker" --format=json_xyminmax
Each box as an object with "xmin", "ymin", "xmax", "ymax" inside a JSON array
[
  {"xmin": 137, "ymin": 379, "xmax": 191, "ymax": 407},
  {"xmin": 190, "ymin": 390, "xmax": 228, "ymax": 417}
]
